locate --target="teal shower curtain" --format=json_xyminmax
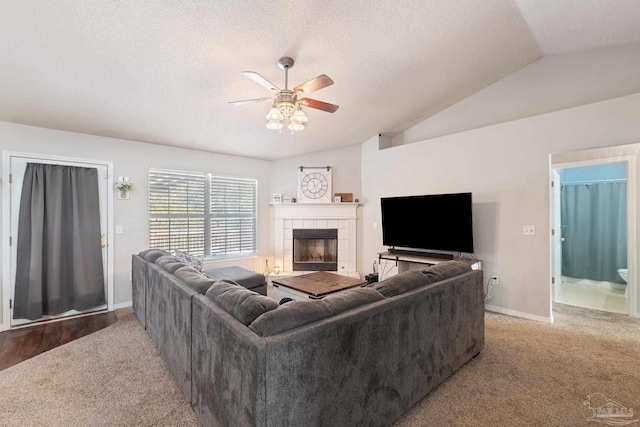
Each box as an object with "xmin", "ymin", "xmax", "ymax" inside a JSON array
[{"xmin": 561, "ymin": 181, "xmax": 627, "ymax": 284}]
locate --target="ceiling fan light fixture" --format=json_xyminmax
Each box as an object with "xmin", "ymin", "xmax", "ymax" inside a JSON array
[
  {"xmin": 231, "ymin": 57, "xmax": 338, "ymax": 134},
  {"xmin": 291, "ymin": 108, "xmax": 308, "ymax": 123},
  {"xmin": 288, "ymin": 121, "xmax": 305, "ymax": 132},
  {"xmin": 266, "ymin": 107, "xmax": 284, "ymax": 121},
  {"xmin": 266, "ymin": 119, "xmax": 283, "ymax": 130}
]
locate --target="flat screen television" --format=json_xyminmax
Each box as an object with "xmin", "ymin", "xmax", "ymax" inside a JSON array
[{"xmin": 381, "ymin": 192, "xmax": 474, "ymax": 253}]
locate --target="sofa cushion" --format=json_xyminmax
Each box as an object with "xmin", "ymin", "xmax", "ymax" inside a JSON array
[
  {"xmin": 204, "ymin": 266, "xmax": 265, "ymax": 290},
  {"xmin": 423, "ymin": 261, "xmax": 471, "ymax": 282},
  {"xmin": 138, "ymin": 248, "xmax": 170, "ymax": 263},
  {"xmin": 249, "ymin": 287, "xmax": 384, "ymax": 337},
  {"xmin": 370, "ymin": 270, "xmax": 432, "ymax": 298},
  {"xmin": 206, "ymin": 280, "xmax": 278, "ymax": 326},
  {"xmin": 175, "ymin": 266, "xmax": 217, "ymax": 294},
  {"xmin": 155, "ymin": 255, "xmax": 187, "ymax": 274},
  {"xmin": 174, "ymin": 250, "xmax": 205, "ymax": 273}
]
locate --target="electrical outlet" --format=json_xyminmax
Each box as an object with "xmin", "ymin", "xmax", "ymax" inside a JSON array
[
  {"xmin": 491, "ymin": 276, "xmax": 499, "ymax": 285},
  {"xmin": 523, "ymin": 225, "xmax": 535, "ymax": 236}
]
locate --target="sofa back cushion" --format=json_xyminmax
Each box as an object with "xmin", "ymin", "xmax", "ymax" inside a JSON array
[
  {"xmin": 370, "ymin": 270, "xmax": 432, "ymax": 298},
  {"xmin": 249, "ymin": 287, "xmax": 384, "ymax": 337},
  {"xmin": 155, "ymin": 255, "xmax": 187, "ymax": 274},
  {"xmin": 175, "ymin": 266, "xmax": 216, "ymax": 294},
  {"xmin": 138, "ymin": 248, "xmax": 170, "ymax": 263},
  {"xmin": 423, "ymin": 261, "xmax": 471, "ymax": 282},
  {"xmin": 174, "ymin": 250, "xmax": 205, "ymax": 273},
  {"xmin": 206, "ymin": 280, "xmax": 278, "ymax": 326}
]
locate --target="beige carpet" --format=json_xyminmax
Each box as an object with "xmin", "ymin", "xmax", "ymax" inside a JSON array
[{"xmin": 0, "ymin": 304, "xmax": 638, "ymax": 426}]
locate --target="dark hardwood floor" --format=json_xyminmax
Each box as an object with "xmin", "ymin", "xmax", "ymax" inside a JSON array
[{"xmin": 0, "ymin": 311, "xmax": 118, "ymax": 371}]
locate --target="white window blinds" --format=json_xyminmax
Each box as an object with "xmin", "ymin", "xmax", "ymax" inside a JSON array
[
  {"xmin": 149, "ymin": 168, "xmax": 257, "ymax": 257},
  {"xmin": 210, "ymin": 176, "xmax": 257, "ymax": 256}
]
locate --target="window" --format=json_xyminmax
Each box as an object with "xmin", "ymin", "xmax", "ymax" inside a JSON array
[{"xmin": 149, "ymin": 168, "xmax": 257, "ymax": 257}]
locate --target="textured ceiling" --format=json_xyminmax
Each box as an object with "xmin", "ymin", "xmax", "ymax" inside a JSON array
[{"xmin": 0, "ymin": 1, "xmax": 638, "ymax": 160}]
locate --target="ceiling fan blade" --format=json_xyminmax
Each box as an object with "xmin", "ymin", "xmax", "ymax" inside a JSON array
[
  {"xmin": 242, "ymin": 71, "xmax": 280, "ymax": 92},
  {"xmin": 294, "ymin": 74, "xmax": 334, "ymax": 95},
  {"xmin": 228, "ymin": 97, "xmax": 272, "ymax": 106},
  {"xmin": 299, "ymin": 98, "xmax": 339, "ymax": 113}
]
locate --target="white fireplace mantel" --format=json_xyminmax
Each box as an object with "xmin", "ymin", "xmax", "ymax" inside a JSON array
[
  {"xmin": 272, "ymin": 202, "xmax": 360, "ymax": 277},
  {"xmin": 271, "ymin": 202, "xmax": 359, "ymax": 219}
]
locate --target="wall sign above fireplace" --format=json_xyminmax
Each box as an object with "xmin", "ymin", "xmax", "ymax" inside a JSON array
[{"xmin": 298, "ymin": 166, "xmax": 332, "ymax": 203}]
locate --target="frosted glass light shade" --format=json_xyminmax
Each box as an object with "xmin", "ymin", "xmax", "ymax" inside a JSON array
[
  {"xmin": 292, "ymin": 109, "xmax": 308, "ymax": 123},
  {"xmin": 288, "ymin": 121, "xmax": 304, "ymax": 131},
  {"xmin": 266, "ymin": 107, "xmax": 284, "ymax": 121},
  {"xmin": 267, "ymin": 120, "xmax": 283, "ymax": 130}
]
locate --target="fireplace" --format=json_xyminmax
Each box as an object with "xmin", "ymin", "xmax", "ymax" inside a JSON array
[
  {"xmin": 293, "ymin": 229, "xmax": 338, "ymax": 271},
  {"xmin": 272, "ymin": 202, "xmax": 358, "ymax": 276}
]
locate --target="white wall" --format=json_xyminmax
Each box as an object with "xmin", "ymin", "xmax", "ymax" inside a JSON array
[
  {"xmin": 270, "ymin": 144, "xmax": 362, "ymax": 202},
  {"xmin": 393, "ymin": 43, "xmax": 640, "ymax": 147},
  {"xmin": 361, "ymin": 93, "xmax": 640, "ymax": 321},
  {"xmin": 0, "ymin": 121, "xmax": 271, "ymax": 326},
  {"xmin": 4, "ymin": 92, "xmax": 640, "ymax": 325}
]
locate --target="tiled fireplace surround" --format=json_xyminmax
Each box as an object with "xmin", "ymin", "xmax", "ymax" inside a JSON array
[{"xmin": 273, "ymin": 203, "xmax": 359, "ymax": 277}]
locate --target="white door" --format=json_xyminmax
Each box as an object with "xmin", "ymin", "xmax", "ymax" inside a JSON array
[{"xmin": 6, "ymin": 154, "xmax": 111, "ymax": 327}]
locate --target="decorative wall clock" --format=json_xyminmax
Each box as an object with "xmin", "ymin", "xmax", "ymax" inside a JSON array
[{"xmin": 298, "ymin": 166, "xmax": 332, "ymax": 203}]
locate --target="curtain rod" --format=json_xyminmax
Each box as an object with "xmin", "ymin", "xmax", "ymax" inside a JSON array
[{"xmin": 561, "ymin": 178, "xmax": 627, "ymax": 185}]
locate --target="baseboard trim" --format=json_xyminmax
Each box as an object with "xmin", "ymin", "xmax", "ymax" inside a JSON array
[
  {"xmin": 485, "ymin": 304, "xmax": 553, "ymax": 324},
  {"xmin": 113, "ymin": 301, "xmax": 132, "ymax": 310}
]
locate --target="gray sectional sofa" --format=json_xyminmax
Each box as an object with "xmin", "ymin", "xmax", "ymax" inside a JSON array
[
  {"xmin": 132, "ymin": 249, "xmax": 484, "ymax": 427},
  {"xmin": 132, "ymin": 249, "xmax": 267, "ymax": 402}
]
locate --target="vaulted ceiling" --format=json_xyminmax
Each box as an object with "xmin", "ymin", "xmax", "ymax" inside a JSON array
[{"xmin": 1, "ymin": 1, "xmax": 639, "ymax": 160}]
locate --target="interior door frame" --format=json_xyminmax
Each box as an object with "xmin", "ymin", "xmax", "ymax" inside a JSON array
[
  {"xmin": 549, "ymin": 155, "xmax": 637, "ymax": 318},
  {"xmin": 551, "ymin": 169, "xmax": 562, "ymax": 302},
  {"xmin": 1, "ymin": 151, "xmax": 114, "ymax": 331}
]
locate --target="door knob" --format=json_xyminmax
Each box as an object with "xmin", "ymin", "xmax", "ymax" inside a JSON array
[{"xmin": 559, "ymin": 237, "xmax": 565, "ymax": 242}]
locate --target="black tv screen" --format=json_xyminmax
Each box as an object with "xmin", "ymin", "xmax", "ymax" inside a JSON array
[{"xmin": 381, "ymin": 192, "xmax": 474, "ymax": 253}]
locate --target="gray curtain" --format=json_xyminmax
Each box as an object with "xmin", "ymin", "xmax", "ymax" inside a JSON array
[
  {"xmin": 561, "ymin": 181, "xmax": 627, "ymax": 284},
  {"xmin": 13, "ymin": 163, "xmax": 105, "ymax": 320}
]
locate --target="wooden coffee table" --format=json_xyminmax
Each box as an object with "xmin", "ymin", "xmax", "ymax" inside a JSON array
[{"xmin": 272, "ymin": 271, "xmax": 367, "ymax": 302}]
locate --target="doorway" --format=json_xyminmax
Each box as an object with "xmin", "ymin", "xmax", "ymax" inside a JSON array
[
  {"xmin": 551, "ymin": 157, "xmax": 635, "ymax": 316},
  {"xmin": 2, "ymin": 152, "xmax": 114, "ymax": 330}
]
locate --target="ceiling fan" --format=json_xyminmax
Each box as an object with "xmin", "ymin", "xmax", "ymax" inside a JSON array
[{"xmin": 229, "ymin": 57, "xmax": 339, "ymax": 132}]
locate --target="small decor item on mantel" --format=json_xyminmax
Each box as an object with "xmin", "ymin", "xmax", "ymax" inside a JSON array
[
  {"xmin": 334, "ymin": 193, "xmax": 353, "ymax": 202},
  {"xmin": 298, "ymin": 166, "xmax": 332, "ymax": 203},
  {"xmin": 272, "ymin": 194, "xmax": 282, "ymax": 204},
  {"xmin": 334, "ymin": 196, "xmax": 341, "ymax": 203},
  {"xmin": 116, "ymin": 176, "xmax": 132, "ymax": 200}
]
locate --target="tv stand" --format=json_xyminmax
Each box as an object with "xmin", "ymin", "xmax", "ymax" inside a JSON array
[
  {"xmin": 387, "ymin": 248, "xmax": 454, "ymax": 260},
  {"xmin": 378, "ymin": 250, "xmax": 481, "ymax": 281}
]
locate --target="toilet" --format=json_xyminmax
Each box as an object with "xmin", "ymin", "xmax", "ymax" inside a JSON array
[{"xmin": 615, "ymin": 269, "xmax": 629, "ymax": 297}]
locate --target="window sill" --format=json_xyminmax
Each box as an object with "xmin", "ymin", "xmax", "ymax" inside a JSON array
[{"xmin": 203, "ymin": 253, "xmax": 258, "ymax": 264}]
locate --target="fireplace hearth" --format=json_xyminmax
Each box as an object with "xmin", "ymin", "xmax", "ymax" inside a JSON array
[{"xmin": 293, "ymin": 229, "xmax": 338, "ymax": 271}]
